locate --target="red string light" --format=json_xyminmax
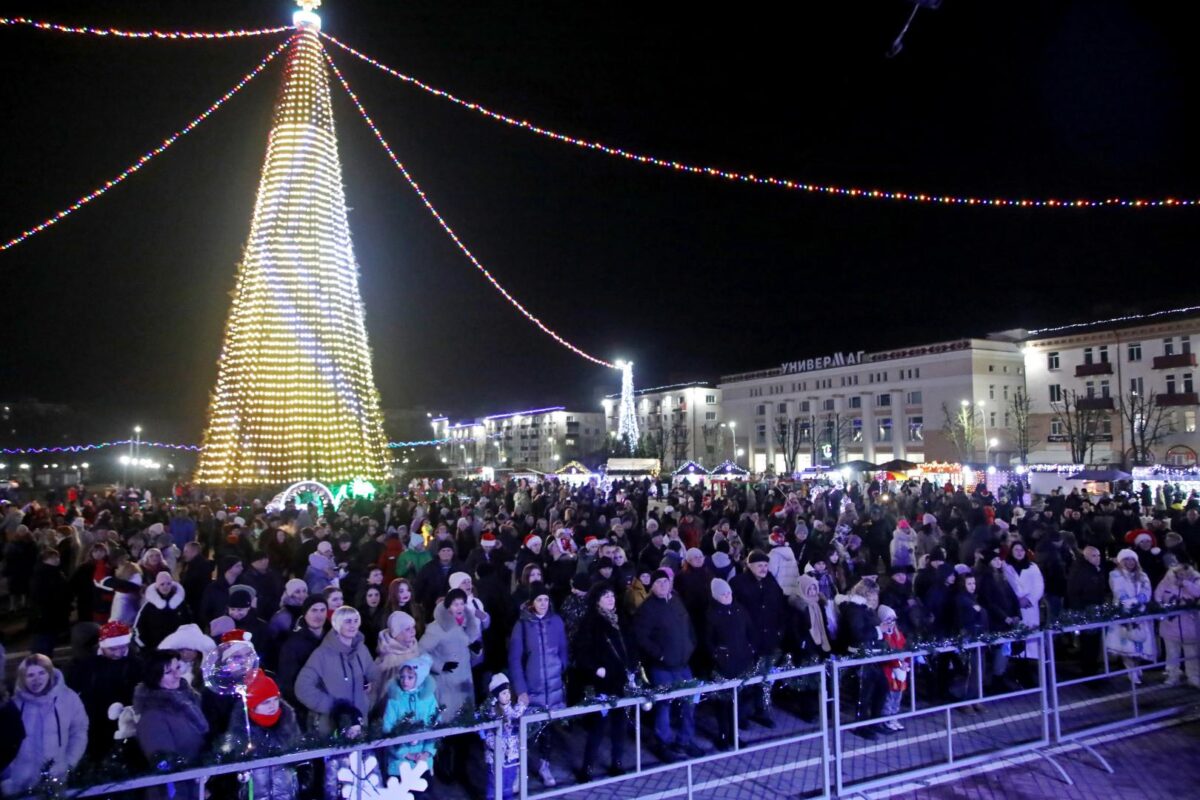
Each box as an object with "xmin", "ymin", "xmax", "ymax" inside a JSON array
[
  {"xmin": 0, "ymin": 17, "xmax": 291, "ymax": 39},
  {"xmin": 0, "ymin": 37, "xmax": 294, "ymax": 253},
  {"xmin": 325, "ymin": 52, "xmax": 616, "ymax": 370},
  {"xmin": 321, "ymin": 32, "xmax": 1196, "ymax": 211}
]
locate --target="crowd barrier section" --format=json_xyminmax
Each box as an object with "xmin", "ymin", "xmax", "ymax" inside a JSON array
[
  {"xmin": 516, "ymin": 662, "xmax": 831, "ymax": 800},
  {"xmin": 69, "ymin": 718, "xmax": 504, "ymax": 800},
  {"xmin": 828, "ymin": 630, "xmax": 1064, "ymax": 796},
  {"xmin": 49, "ymin": 615, "xmax": 1200, "ymax": 799},
  {"xmin": 1045, "ymin": 609, "xmax": 1198, "ymax": 774}
]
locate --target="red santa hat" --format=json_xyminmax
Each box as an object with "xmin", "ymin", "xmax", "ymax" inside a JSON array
[
  {"xmin": 98, "ymin": 621, "xmax": 132, "ymax": 650},
  {"xmin": 220, "ymin": 629, "xmax": 253, "ymax": 644},
  {"xmin": 524, "ymin": 534, "xmax": 542, "ymax": 550},
  {"xmin": 769, "ymin": 530, "xmax": 786, "ymax": 547},
  {"xmin": 1126, "ymin": 529, "xmax": 1156, "ymax": 547},
  {"xmin": 481, "ymin": 532, "xmax": 498, "ymax": 548},
  {"xmin": 584, "ymin": 536, "xmax": 600, "ymax": 551}
]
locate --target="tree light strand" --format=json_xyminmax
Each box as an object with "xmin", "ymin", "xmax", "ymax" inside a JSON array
[
  {"xmin": 321, "ymin": 32, "xmax": 1197, "ymax": 210},
  {"xmin": 2, "ymin": 436, "xmax": 490, "ymax": 454},
  {"xmin": 325, "ymin": 52, "xmax": 617, "ymax": 370},
  {"xmin": 1027, "ymin": 304, "xmax": 1200, "ymax": 336},
  {"xmin": 0, "ymin": 17, "xmax": 291, "ymax": 40},
  {"xmin": 0, "ymin": 37, "xmax": 293, "ymax": 253}
]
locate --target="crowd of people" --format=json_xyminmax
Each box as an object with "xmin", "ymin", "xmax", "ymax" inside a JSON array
[{"xmin": 1, "ymin": 474, "xmax": 1199, "ymax": 798}]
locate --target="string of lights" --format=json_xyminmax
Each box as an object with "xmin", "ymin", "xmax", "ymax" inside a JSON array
[
  {"xmin": 325, "ymin": 51, "xmax": 617, "ymax": 370},
  {"xmin": 0, "ymin": 36, "xmax": 294, "ymax": 253},
  {"xmin": 1027, "ymin": 304, "xmax": 1200, "ymax": 336},
  {"xmin": 1, "ymin": 440, "xmax": 201, "ymax": 455},
  {"xmin": 1, "ymin": 435, "xmax": 495, "ymax": 455},
  {"xmin": 0, "ymin": 17, "xmax": 291, "ymax": 40},
  {"xmin": 321, "ymin": 32, "xmax": 1196, "ymax": 210}
]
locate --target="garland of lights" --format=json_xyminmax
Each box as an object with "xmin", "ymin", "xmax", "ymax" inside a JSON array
[
  {"xmin": 321, "ymin": 32, "xmax": 1198, "ymax": 211},
  {"xmin": 0, "ymin": 436, "xmax": 485, "ymax": 455},
  {"xmin": 1027, "ymin": 304, "xmax": 1200, "ymax": 336},
  {"xmin": 324, "ymin": 52, "xmax": 617, "ymax": 370},
  {"xmin": 0, "ymin": 37, "xmax": 294, "ymax": 253},
  {"xmin": 0, "ymin": 16, "xmax": 291, "ymax": 39}
]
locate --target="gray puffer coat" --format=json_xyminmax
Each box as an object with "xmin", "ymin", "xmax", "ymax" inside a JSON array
[
  {"xmin": 508, "ymin": 605, "xmax": 569, "ymax": 710},
  {"xmin": 133, "ymin": 682, "xmax": 209, "ymax": 800},
  {"xmin": 294, "ymin": 630, "xmax": 379, "ymax": 736}
]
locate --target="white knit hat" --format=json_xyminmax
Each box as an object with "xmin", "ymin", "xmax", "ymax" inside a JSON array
[
  {"xmin": 448, "ymin": 572, "xmax": 471, "ymax": 591},
  {"xmin": 158, "ymin": 623, "xmax": 215, "ymax": 654}
]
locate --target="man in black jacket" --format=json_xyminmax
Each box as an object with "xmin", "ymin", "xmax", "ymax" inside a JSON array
[
  {"xmin": 179, "ymin": 541, "xmax": 213, "ymax": 619},
  {"xmin": 705, "ymin": 578, "xmax": 756, "ymax": 750},
  {"xmin": 730, "ymin": 550, "xmax": 785, "ymax": 727},
  {"xmin": 634, "ymin": 570, "xmax": 702, "ymax": 761},
  {"xmin": 198, "ymin": 555, "xmax": 243, "ymax": 627},
  {"xmin": 1066, "ymin": 546, "xmax": 1108, "ymax": 673}
]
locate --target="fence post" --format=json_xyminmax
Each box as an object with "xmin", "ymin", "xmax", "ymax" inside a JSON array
[
  {"xmin": 819, "ymin": 664, "xmax": 831, "ymax": 800},
  {"xmin": 519, "ymin": 715, "xmax": 529, "ymax": 800},
  {"xmin": 1045, "ymin": 629, "xmax": 1061, "ymax": 743},
  {"xmin": 831, "ymin": 661, "xmax": 843, "ymax": 796},
  {"xmin": 732, "ymin": 679, "xmax": 740, "ymax": 750},
  {"xmin": 493, "ymin": 720, "xmax": 504, "ymax": 800}
]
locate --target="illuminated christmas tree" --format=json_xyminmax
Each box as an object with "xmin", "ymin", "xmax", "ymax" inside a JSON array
[{"xmin": 197, "ymin": 1, "xmax": 389, "ymax": 486}]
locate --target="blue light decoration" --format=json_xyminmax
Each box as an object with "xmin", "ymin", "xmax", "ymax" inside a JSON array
[{"xmin": 616, "ymin": 361, "xmax": 639, "ymax": 451}]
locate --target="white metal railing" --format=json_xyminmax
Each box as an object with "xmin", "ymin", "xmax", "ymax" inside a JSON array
[
  {"xmin": 36, "ymin": 611, "xmax": 1200, "ymax": 799},
  {"xmin": 516, "ymin": 662, "xmax": 831, "ymax": 800}
]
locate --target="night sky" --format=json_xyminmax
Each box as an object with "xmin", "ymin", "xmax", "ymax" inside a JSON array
[{"xmin": 1, "ymin": 1, "xmax": 1196, "ymax": 444}]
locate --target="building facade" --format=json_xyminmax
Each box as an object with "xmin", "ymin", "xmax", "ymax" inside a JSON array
[
  {"xmin": 717, "ymin": 340, "xmax": 1026, "ymax": 473},
  {"xmin": 1016, "ymin": 310, "xmax": 1200, "ymax": 467},
  {"xmin": 601, "ymin": 382, "xmax": 725, "ymax": 467},
  {"xmin": 431, "ymin": 406, "xmax": 607, "ymax": 473}
]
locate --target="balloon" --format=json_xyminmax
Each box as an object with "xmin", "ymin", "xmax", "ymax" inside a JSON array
[{"xmin": 202, "ymin": 640, "xmax": 260, "ymax": 696}]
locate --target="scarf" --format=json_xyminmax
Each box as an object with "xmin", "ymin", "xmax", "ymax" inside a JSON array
[
  {"xmin": 598, "ymin": 605, "xmax": 620, "ymax": 630},
  {"xmin": 796, "ymin": 576, "xmax": 830, "ymax": 652}
]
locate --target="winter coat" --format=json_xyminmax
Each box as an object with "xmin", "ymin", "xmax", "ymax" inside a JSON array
[
  {"xmin": 0, "ymin": 671, "xmax": 88, "ymax": 797},
  {"xmin": 30, "ymin": 562, "xmax": 71, "ymax": 635},
  {"xmin": 956, "ymin": 591, "xmax": 989, "ymax": 638},
  {"xmin": 198, "ymin": 574, "xmax": 234, "ymax": 627},
  {"xmin": 835, "ymin": 594, "xmax": 881, "ymax": 652},
  {"xmin": 882, "ymin": 628, "xmax": 910, "ymax": 692},
  {"xmin": 133, "ymin": 582, "xmax": 189, "ymax": 650},
  {"xmin": 0, "ymin": 700, "xmax": 24, "ymax": 777},
  {"xmin": 66, "ymin": 652, "xmax": 143, "ymax": 757},
  {"xmin": 372, "ymin": 631, "xmax": 422, "ymax": 712},
  {"xmin": 241, "ymin": 565, "xmax": 284, "ymax": 621},
  {"xmin": 277, "ymin": 626, "xmax": 323, "ymax": 706},
  {"xmin": 419, "ymin": 603, "xmax": 480, "ymax": 720},
  {"xmin": 294, "ymin": 629, "xmax": 379, "ymax": 736},
  {"xmin": 705, "ymin": 599, "xmax": 757, "ymax": 678},
  {"xmin": 573, "ymin": 611, "xmax": 635, "ymax": 696},
  {"xmin": 133, "ymin": 683, "xmax": 209, "ymax": 800},
  {"xmin": 108, "ymin": 572, "xmax": 143, "ymax": 625},
  {"xmin": 227, "ymin": 702, "xmax": 303, "ymax": 800},
  {"xmin": 1067, "ymin": 559, "xmax": 1107, "ymax": 610},
  {"xmin": 976, "ymin": 567, "xmax": 1020, "ymax": 631},
  {"xmin": 889, "ymin": 527, "xmax": 917, "ymax": 570},
  {"xmin": 1, "ymin": 539, "xmax": 37, "ymax": 595},
  {"xmin": 414, "ymin": 559, "xmax": 460, "ymax": 617},
  {"xmin": 395, "ymin": 548, "xmax": 431, "ymax": 580},
  {"xmin": 381, "ymin": 655, "xmax": 440, "ymax": 775},
  {"xmin": 508, "ymin": 605, "xmax": 569, "ymax": 709},
  {"xmin": 180, "ymin": 555, "xmax": 213, "ymax": 618},
  {"xmin": 305, "ymin": 551, "xmax": 338, "ymax": 596},
  {"xmin": 768, "ymin": 545, "xmax": 803, "ymax": 598},
  {"xmin": 1154, "ymin": 569, "xmax": 1200, "ymax": 644},
  {"xmin": 1106, "ymin": 567, "xmax": 1158, "ymax": 661},
  {"xmin": 731, "ymin": 571, "xmax": 787, "ymax": 655},
  {"xmin": 634, "ymin": 593, "xmax": 696, "ymax": 669}
]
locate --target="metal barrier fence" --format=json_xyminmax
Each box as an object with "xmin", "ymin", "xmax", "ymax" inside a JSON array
[
  {"xmin": 69, "ymin": 718, "xmax": 504, "ymax": 800},
  {"xmin": 49, "ymin": 614, "xmax": 1200, "ymax": 799},
  {"xmin": 829, "ymin": 630, "xmax": 1061, "ymax": 796},
  {"xmin": 516, "ymin": 662, "xmax": 831, "ymax": 800},
  {"xmin": 1045, "ymin": 608, "xmax": 1199, "ymax": 774}
]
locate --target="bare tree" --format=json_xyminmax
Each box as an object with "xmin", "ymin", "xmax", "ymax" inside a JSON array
[
  {"xmin": 668, "ymin": 422, "xmax": 690, "ymax": 467},
  {"xmin": 701, "ymin": 423, "xmax": 722, "ymax": 467},
  {"xmin": 1007, "ymin": 388, "xmax": 1039, "ymax": 464},
  {"xmin": 1117, "ymin": 388, "xmax": 1173, "ymax": 467},
  {"xmin": 771, "ymin": 415, "xmax": 809, "ymax": 474},
  {"xmin": 1050, "ymin": 389, "xmax": 1107, "ymax": 464},
  {"xmin": 818, "ymin": 412, "xmax": 853, "ymax": 466},
  {"xmin": 941, "ymin": 401, "xmax": 981, "ymax": 462}
]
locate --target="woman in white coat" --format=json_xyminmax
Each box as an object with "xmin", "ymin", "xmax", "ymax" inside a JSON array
[
  {"xmin": 1005, "ymin": 542, "xmax": 1044, "ymax": 658},
  {"xmin": 1106, "ymin": 549, "xmax": 1157, "ymax": 683}
]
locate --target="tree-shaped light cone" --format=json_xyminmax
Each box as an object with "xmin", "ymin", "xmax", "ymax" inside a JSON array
[
  {"xmin": 617, "ymin": 361, "xmax": 639, "ymax": 452},
  {"xmin": 196, "ymin": 14, "xmax": 389, "ymax": 486}
]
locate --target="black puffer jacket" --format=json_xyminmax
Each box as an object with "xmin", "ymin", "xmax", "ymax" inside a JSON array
[
  {"xmin": 704, "ymin": 599, "xmax": 756, "ymax": 679},
  {"xmin": 634, "ymin": 593, "xmax": 696, "ymax": 669},
  {"xmin": 730, "ymin": 571, "xmax": 786, "ymax": 655}
]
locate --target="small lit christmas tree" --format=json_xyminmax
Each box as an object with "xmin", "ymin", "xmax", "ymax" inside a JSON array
[{"xmin": 197, "ymin": 1, "xmax": 389, "ymax": 486}]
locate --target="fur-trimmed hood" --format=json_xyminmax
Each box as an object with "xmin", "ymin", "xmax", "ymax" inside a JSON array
[{"xmin": 142, "ymin": 581, "xmax": 185, "ymax": 610}]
